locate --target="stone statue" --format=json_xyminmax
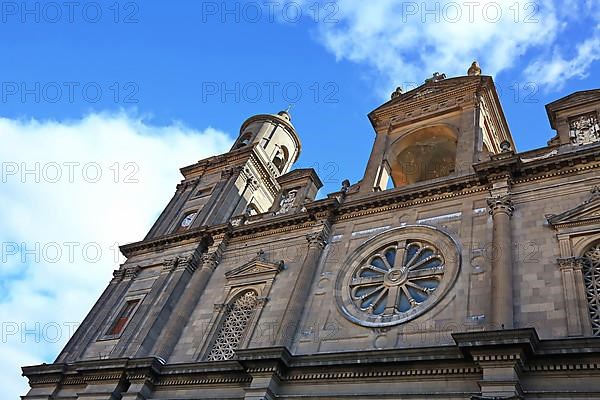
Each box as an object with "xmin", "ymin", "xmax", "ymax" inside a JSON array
[
  {"xmin": 276, "ymin": 189, "xmax": 297, "ymax": 215},
  {"xmin": 467, "ymin": 61, "xmax": 481, "ymax": 76}
]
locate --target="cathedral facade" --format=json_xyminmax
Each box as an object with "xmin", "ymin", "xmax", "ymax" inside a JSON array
[{"xmin": 22, "ymin": 65, "xmax": 600, "ymax": 399}]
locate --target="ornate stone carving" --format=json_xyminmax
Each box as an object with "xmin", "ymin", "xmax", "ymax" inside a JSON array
[
  {"xmin": 221, "ymin": 167, "xmax": 238, "ymax": 180},
  {"xmin": 200, "ymin": 253, "xmax": 219, "ymax": 271},
  {"xmin": 557, "ymin": 257, "xmax": 584, "ymax": 271},
  {"xmin": 335, "ymin": 226, "xmax": 460, "ymax": 327},
  {"xmin": 306, "ymin": 231, "xmax": 328, "ymax": 248},
  {"xmin": 123, "ymin": 265, "xmax": 141, "ymax": 280},
  {"xmin": 161, "ymin": 258, "xmax": 177, "ymax": 273},
  {"xmin": 424, "ymin": 72, "xmax": 446, "ymax": 83},
  {"xmin": 390, "ymin": 86, "xmax": 403, "ymax": 99},
  {"xmin": 206, "ymin": 291, "xmax": 258, "ymax": 361},
  {"xmin": 160, "ymin": 254, "xmax": 200, "ymax": 274},
  {"xmin": 487, "ymin": 195, "xmax": 515, "ymax": 217},
  {"xmin": 582, "ymin": 243, "xmax": 600, "ymax": 336},
  {"xmin": 112, "ymin": 264, "xmax": 140, "ymax": 282},
  {"xmin": 275, "ymin": 189, "xmax": 298, "ymax": 215},
  {"xmin": 569, "ymin": 112, "xmax": 600, "ymax": 145},
  {"xmin": 111, "ymin": 268, "xmax": 125, "ymax": 282},
  {"xmin": 176, "ymin": 254, "xmax": 198, "ymax": 273},
  {"xmin": 213, "ymin": 303, "xmax": 226, "ymax": 312},
  {"xmin": 467, "ymin": 61, "xmax": 481, "ymax": 76}
]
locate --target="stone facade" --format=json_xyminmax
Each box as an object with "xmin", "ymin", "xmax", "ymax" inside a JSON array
[{"xmin": 22, "ymin": 69, "xmax": 600, "ymax": 399}]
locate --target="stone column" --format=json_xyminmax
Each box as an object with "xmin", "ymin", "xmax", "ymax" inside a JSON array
[
  {"xmin": 487, "ymin": 195, "xmax": 515, "ymax": 330},
  {"xmin": 360, "ymin": 132, "xmax": 389, "ymax": 193},
  {"xmin": 275, "ymin": 227, "xmax": 329, "ymax": 348},
  {"xmin": 150, "ymin": 235, "xmax": 228, "ymax": 360}
]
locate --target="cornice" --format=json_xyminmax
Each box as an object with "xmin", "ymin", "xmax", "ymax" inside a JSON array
[
  {"xmin": 22, "ymin": 332, "xmax": 600, "ymax": 389},
  {"xmin": 180, "ymin": 145, "xmax": 255, "ymax": 179},
  {"xmin": 474, "ymin": 143, "xmax": 600, "ymax": 184},
  {"xmin": 229, "ymin": 198, "xmax": 337, "ymax": 240},
  {"xmin": 282, "ymin": 365, "xmax": 481, "ymax": 382},
  {"xmin": 119, "ymin": 143, "xmax": 600, "ymax": 255},
  {"xmin": 337, "ymin": 175, "xmax": 486, "ymax": 220},
  {"xmin": 120, "ymin": 227, "xmax": 212, "ymax": 258}
]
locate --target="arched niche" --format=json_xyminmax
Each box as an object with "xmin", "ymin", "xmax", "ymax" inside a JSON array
[
  {"xmin": 233, "ymin": 131, "xmax": 254, "ymax": 150},
  {"xmin": 273, "ymin": 145, "xmax": 289, "ymax": 173},
  {"xmin": 385, "ymin": 125, "xmax": 458, "ymax": 187}
]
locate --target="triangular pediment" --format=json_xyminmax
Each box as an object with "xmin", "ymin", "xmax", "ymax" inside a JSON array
[
  {"xmin": 370, "ymin": 76, "xmax": 490, "ymax": 117},
  {"xmin": 546, "ymin": 90, "xmax": 600, "ymax": 111},
  {"xmin": 225, "ymin": 251, "xmax": 283, "ymax": 280},
  {"xmin": 547, "ymin": 189, "xmax": 600, "ymax": 228},
  {"xmin": 545, "ymin": 89, "xmax": 600, "ymax": 129}
]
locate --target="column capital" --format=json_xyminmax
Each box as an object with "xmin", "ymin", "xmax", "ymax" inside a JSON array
[
  {"xmin": 200, "ymin": 252, "xmax": 219, "ymax": 271},
  {"xmin": 161, "ymin": 258, "xmax": 177, "ymax": 274},
  {"xmin": 113, "ymin": 265, "xmax": 141, "ymax": 282},
  {"xmin": 306, "ymin": 231, "xmax": 328, "ymax": 248},
  {"xmin": 557, "ymin": 256, "xmax": 585, "ymax": 271},
  {"xmin": 176, "ymin": 253, "xmax": 198, "ymax": 273},
  {"xmin": 221, "ymin": 166, "xmax": 243, "ymax": 180},
  {"xmin": 161, "ymin": 254, "xmax": 198, "ymax": 274},
  {"xmin": 487, "ymin": 195, "xmax": 515, "ymax": 217}
]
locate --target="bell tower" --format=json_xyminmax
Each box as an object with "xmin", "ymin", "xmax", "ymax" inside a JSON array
[
  {"xmin": 360, "ymin": 62, "xmax": 514, "ymax": 192},
  {"xmin": 144, "ymin": 110, "xmax": 301, "ymax": 239}
]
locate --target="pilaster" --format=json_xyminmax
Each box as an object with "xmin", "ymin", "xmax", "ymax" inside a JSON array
[
  {"xmin": 557, "ymin": 257, "xmax": 593, "ymax": 336},
  {"xmin": 150, "ymin": 231, "xmax": 230, "ymax": 360},
  {"xmin": 274, "ymin": 224, "xmax": 330, "ymax": 347}
]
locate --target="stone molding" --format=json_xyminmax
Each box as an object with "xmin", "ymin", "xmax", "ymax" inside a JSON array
[
  {"xmin": 118, "ymin": 145, "xmax": 599, "ymax": 256},
  {"xmin": 22, "ymin": 329, "xmax": 600, "ymax": 397}
]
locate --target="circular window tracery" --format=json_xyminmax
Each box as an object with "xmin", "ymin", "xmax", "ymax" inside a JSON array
[{"xmin": 336, "ymin": 226, "xmax": 460, "ymax": 327}]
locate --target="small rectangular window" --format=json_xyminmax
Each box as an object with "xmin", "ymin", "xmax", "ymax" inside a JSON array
[
  {"xmin": 107, "ymin": 299, "xmax": 140, "ymax": 336},
  {"xmin": 194, "ymin": 186, "xmax": 213, "ymax": 198}
]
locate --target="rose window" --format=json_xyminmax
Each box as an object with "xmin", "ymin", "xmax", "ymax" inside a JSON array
[{"xmin": 336, "ymin": 226, "xmax": 460, "ymax": 327}]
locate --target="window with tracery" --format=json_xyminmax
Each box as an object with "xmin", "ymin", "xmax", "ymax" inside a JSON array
[
  {"xmin": 206, "ymin": 290, "xmax": 258, "ymax": 361},
  {"xmin": 336, "ymin": 226, "xmax": 460, "ymax": 327},
  {"xmin": 583, "ymin": 242, "xmax": 600, "ymax": 336}
]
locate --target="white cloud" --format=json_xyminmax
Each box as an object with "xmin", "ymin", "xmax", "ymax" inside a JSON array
[
  {"xmin": 0, "ymin": 112, "xmax": 233, "ymax": 398},
  {"xmin": 292, "ymin": 0, "xmax": 600, "ymax": 95},
  {"xmin": 524, "ymin": 29, "xmax": 600, "ymax": 91}
]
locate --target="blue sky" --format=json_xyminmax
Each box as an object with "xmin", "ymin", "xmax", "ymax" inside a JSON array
[{"xmin": 1, "ymin": 0, "xmax": 599, "ymax": 397}]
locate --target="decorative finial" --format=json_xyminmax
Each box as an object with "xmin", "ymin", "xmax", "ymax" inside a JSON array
[
  {"xmin": 468, "ymin": 61, "xmax": 481, "ymax": 76},
  {"xmin": 277, "ymin": 105, "xmax": 293, "ymax": 121},
  {"xmin": 341, "ymin": 179, "xmax": 350, "ymax": 193},
  {"xmin": 390, "ymin": 86, "xmax": 403, "ymax": 99},
  {"xmin": 424, "ymin": 72, "xmax": 446, "ymax": 83}
]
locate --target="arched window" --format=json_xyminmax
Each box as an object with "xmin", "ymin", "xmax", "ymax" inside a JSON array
[
  {"xmin": 582, "ymin": 242, "xmax": 600, "ymax": 336},
  {"xmin": 273, "ymin": 146, "xmax": 289, "ymax": 173},
  {"xmin": 206, "ymin": 290, "xmax": 258, "ymax": 361},
  {"xmin": 235, "ymin": 132, "xmax": 253, "ymax": 149},
  {"xmin": 245, "ymin": 203, "xmax": 260, "ymax": 216},
  {"xmin": 176, "ymin": 211, "xmax": 198, "ymax": 232},
  {"xmin": 387, "ymin": 126, "xmax": 457, "ymax": 187}
]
